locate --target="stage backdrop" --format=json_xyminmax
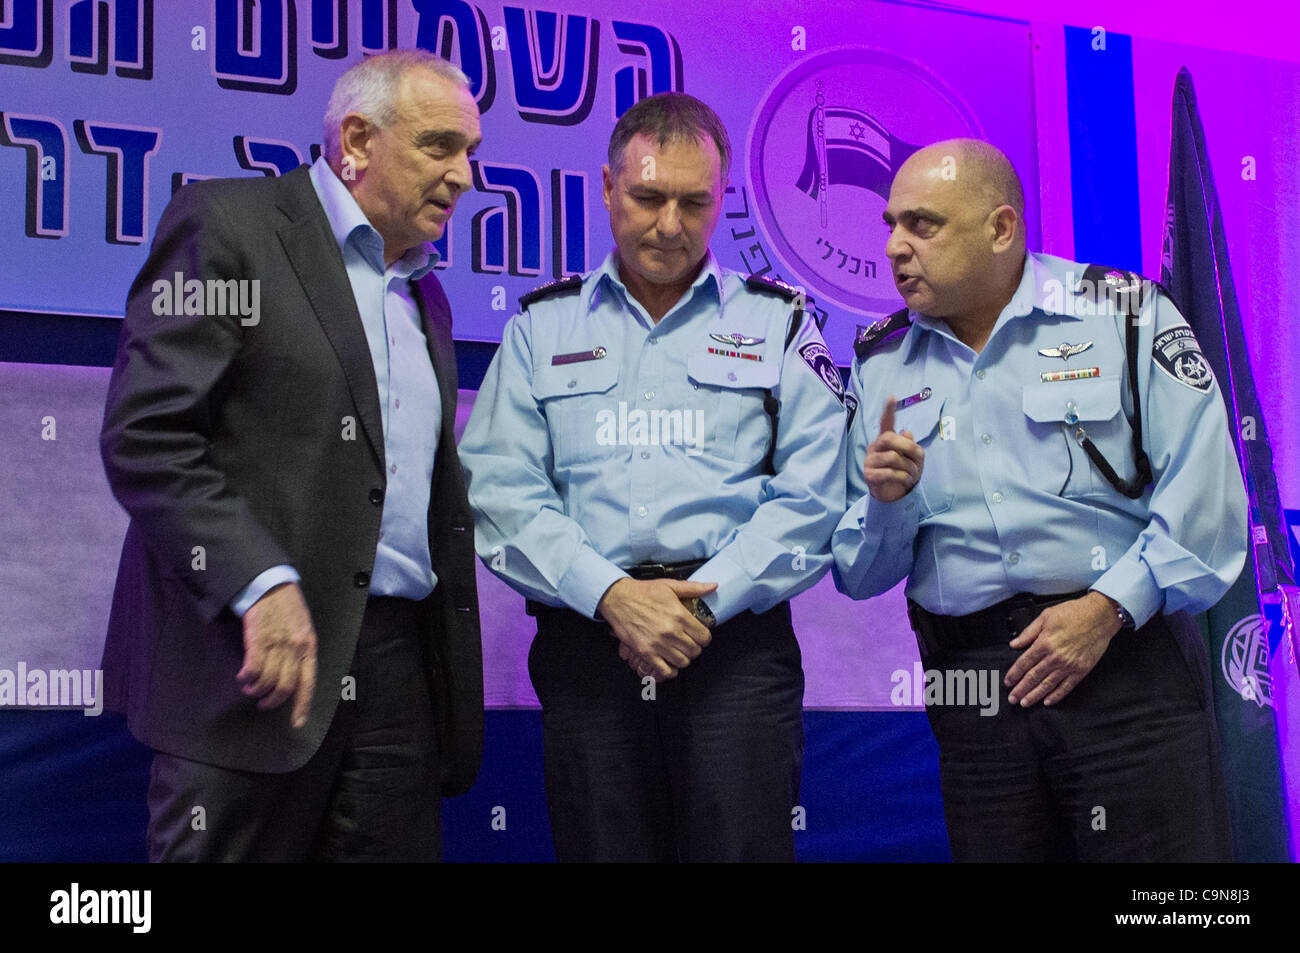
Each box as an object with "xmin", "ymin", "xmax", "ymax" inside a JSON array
[{"xmin": 0, "ymin": 0, "xmax": 1041, "ymax": 709}]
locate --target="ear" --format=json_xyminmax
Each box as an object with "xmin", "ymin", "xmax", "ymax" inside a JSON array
[
  {"xmin": 601, "ymin": 163, "xmax": 613, "ymax": 212},
  {"xmin": 988, "ymin": 204, "xmax": 1019, "ymax": 252},
  {"xmin": 338, "ymin": 114, "xmax": 373, "ymax": 175}
]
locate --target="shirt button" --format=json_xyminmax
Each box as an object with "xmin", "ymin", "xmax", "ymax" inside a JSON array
[
  {"xmin": 992, "ymin": 492, "xmax": 1003, "ymax": 504},
  {"xmin": 641, "ymin": 450, "xmax": 650, "ymax": 459},
  {"xmin": 394, "ymin": 398, "xmax": 400, "ymax": 409},
  {"xmin": 390, "ymin": 337, "xmax": 396, "ymax": 347},
  {"xmin": 390, "ymin": 464, "xmax": 398, "ymax": 474},
  {"xmin": 1007, "ymin": 553, "xmax": 1020, "ymax": 565},
  {"xmin": 636, "ymin": 505, "xmax": 648, "ymax": 518},
  {"xmin": 981, "ymin": 433, "xmax": 993, "ymax": 445},
  {"xmin": 976, "ymin": 370, "xmax": 986, "ymax": 380},
  {"xmin": 567, "ymin": 379, "xmax": 577, "ymax": 388},
  {"xmin": 649, "ymin": 338, "xmax": 658, "ymax": 346},
  {"xmin": 644, "ymin": 391, "xmax": 655, "ymax": 400},
  {"xmin": 727, "ymin": 372, "xmax": 737, "ymax": 382}
]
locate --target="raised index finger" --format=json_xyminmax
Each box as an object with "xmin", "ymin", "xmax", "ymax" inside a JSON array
[{"xmin": 879, "ymin": 395, "xmax": 896, "ymax": 436}]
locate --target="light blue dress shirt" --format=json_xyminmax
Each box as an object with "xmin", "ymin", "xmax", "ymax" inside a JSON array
[
  {"xmin": 459, "ymin": 251, "xmax": 847, "ymax": 624},
  {"xmin": 832, "ymin": 251, "xmax": 1248, "ymax": 627},
  {"xmin": 230, "ymin": 157, "xmax": 442, "ymax": 615}
]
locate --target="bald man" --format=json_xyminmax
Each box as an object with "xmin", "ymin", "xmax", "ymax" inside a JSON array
[{"xmin": 832, "ymin": 139, "xmax": 1247, "ymax": 861}]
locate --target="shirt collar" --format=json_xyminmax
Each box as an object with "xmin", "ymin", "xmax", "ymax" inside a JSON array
[
  {"xmin": 587, "ymin": 249, "xmax": 722, "ymax": 315},
  {"xmin": 900, "ymin": 252, "xmax": 1075, "ymax": 363},
  {"xmin": 308, "ymin": 155, "xmax": 439, "ymax": 280}
]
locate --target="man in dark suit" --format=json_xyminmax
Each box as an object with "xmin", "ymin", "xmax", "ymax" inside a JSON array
[{"xmin": 99, "ymin": 50, "xmax": 483, "ymax": 861}]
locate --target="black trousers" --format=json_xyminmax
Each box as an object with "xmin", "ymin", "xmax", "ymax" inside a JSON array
[
  {"xmin": 146, "ymin": 595, "xmax": 441, "ymax": 862},
  {"xmin": 528, "ymin": 601, "xmax": 804, "ymax": 862},
  {"xmin": 920, "ymin": 610, "xmax": 1233, "ymax": 862}
]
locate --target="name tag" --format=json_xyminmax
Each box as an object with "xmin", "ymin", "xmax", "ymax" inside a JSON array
[
  {"xmin": 894, "ymin": 387, "xmax": 932, "ymax": 410},
  {"xmin": 552, "ymin": 347, "xmax": 607, "ymax": 365}
]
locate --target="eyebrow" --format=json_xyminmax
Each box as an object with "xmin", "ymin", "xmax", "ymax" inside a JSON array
[
  {"xmin": 882, "ymin": 207, "xmax": 947, "ymax": 226},
  {"xmin": 413, "ymin": 130, "xmax": 481, "ymax": 152},
  {"xmin": 627, "ymin": 184, "xmax": 715, "ymax": 201}
]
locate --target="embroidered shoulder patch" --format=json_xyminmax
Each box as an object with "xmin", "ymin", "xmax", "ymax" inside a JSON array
[
  {"xmin": 798, "ymin": 340, "xmax": 845, "ymax": 402},
  {"xmin": 1153, "ymin": 325, "xmax": 1214, "ymax": 393}
]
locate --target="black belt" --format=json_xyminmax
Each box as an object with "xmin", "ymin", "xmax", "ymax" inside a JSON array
[
  {"xmin": 525, "ymin": 559, "xmax": 708, "ymax": 617},
  {"xmin": 907, "ymin": 590, "xmax": 1089, "ymax": 657}
]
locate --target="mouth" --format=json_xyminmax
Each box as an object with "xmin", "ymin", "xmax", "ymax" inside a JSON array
[
  {"xmin": 895, "ymin": 273, "xmax": 921, "ymax": 292},
  {"xmin": 428, "ymin": 197, "xmax": 453, "ymax": 214}
]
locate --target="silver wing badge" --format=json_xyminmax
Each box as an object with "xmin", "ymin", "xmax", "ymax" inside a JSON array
[
  {"xmin": 710, "ymin": 332, "xmax": 765, "ymax": 348},
  {"xmin": 1038, "ymin": 340, "xmax": 1094, "ymax": 361}
]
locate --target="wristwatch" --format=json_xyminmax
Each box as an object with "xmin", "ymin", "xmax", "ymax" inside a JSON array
[{"xmin": 685, "ymin": 597, "xmax": 716, "ymax": 629}]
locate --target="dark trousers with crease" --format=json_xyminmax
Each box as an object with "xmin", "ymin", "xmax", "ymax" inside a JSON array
[
  {"xmin": 146, "ymin": 594, "xmax": 441, "ymax": 862},
  {"xmin": 922, "ymin": 611, "xmax": 1233, "ymax": 862},
  {"xmin": 529, "ymin": 601, "xmax": 804, "ymax": 862}
]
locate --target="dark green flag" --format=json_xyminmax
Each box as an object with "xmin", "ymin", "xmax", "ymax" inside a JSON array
[{"xmin": 1160, "ymin": 67, "xmax": 1296, "ymax": 861}]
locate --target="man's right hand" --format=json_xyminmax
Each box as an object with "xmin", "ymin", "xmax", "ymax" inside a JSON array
[
  {"xmin": 238, "ymin": 582, "xmax": 317, "ymax": 729},
  {"xmin": 596, "ymin": 577, "xmax": 716, "ymax": 681},
  {"xmin": 864, "ymin": 395, "xmax": 925, "ymax": 503}
]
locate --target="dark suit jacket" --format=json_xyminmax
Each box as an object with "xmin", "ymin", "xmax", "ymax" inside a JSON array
[{"xmin": 99, "ymin": 166, "xmax": 483, "ymax": 795}]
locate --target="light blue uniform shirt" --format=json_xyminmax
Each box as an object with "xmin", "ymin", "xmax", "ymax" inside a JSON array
[
  {"xmin": 832, "ymin": 252, "xmax": 1248, "ymax": 627},
  {"xmin": 230, "ymin": 157, "xmax": 442, "ymax": 614},
  {"xmin": 459, "ymin": 251, "xmax": 847, "ymax": 624}
]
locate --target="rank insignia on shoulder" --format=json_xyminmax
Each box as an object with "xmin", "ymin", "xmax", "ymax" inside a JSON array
[
  {"xmin": 854, "ymin": 308, "xmax": 911, "ymax": 362},
  {"xmin": 1076, "ymin": 265, "xmax": 1166, "ymax": 317},
  {"xmin": 519, "ymin": 275, "xmax": 583, "ymax": 309},
  {"xmin": 745, "ymin": 274, "xmax": 811, "ymax": 311}
]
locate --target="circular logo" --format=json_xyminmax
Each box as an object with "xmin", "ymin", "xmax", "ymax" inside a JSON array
[
  {"xmin": 747, "ymin": 47, "xmax": 984, "ymax": 320},
  {"xmin": 1220, "ymin": 613, "xmax": 1273, "ymax": 709}
]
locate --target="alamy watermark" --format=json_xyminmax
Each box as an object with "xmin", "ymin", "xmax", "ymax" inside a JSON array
[
  {"xmin": 0, "ymin": 663, "xmax": 103, "ymax": 715},
  {"xmin": 151, "ymin": 271, "xmax": 260, "ymax": 326},
  {"xmin": 595, "ymin": 402, "xmax": 706, "ymax": 456},
  {"xmin": 890, "ymin": 662, "xmax": 1000, "ymax": 716}
]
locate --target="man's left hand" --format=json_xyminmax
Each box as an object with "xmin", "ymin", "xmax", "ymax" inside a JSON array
[{"xmin": 1004, "ymin": 591, "xmax": 1124, "ymax": 707}]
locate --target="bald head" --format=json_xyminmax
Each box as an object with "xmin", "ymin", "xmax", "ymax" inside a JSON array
[
  {"xmin": 899, "ymin": 138, "xmax": 1025, "ymax": 224},
  {"xmin": 883, "ymin": 138, "xmax": 1027, "ymax": 331}
]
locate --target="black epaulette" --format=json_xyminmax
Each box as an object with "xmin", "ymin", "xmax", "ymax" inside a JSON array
[
  {"xmin": 853, "ymin": 308, "xmax": 911, "ymax": 362},
  {"xmin": 519, "ymin": 275, "xmax": 583, "ymax": 310},
  {"xmin": 1078, "ymin": 264, "xmax": 1167, "ymax": 317},
  {"xmin": 745, "ymin": 274, "xmax": 813, "ymax": 313}
]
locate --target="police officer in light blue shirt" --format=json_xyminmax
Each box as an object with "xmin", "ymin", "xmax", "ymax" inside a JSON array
[
  {"xmin": 833, "ymin": 138, "xmax": 1247, "ymax": 861},
  {"xmin": 460, "ymin": 93, "xmax": 846, "ymax": 862}
]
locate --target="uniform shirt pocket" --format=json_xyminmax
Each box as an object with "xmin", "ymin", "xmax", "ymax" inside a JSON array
[
  {"xmin": 894, "ymin": 395, "xmax": 952, "ymax": 520},
  {"xmin": 686, "ymin": 352, "xmax": 780, "ymax": 463},
  {"xmin": 1022, "ymin": 375, "xmax": 1129, "ymax": 499},
  {"xmin": 532, "ymin": 359, "xmax": 620, "ymax": 467}
]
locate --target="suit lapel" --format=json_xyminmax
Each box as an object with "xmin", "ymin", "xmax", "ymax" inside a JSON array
[
  {"xmin": 274, "ymin": 167, "xmax": 386, "ymax": 470},
  {"xmin": 413, "ymin": 272, "xmax": 458, "ymax": 438}
]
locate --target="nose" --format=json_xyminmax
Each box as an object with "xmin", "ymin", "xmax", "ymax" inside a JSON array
[
  {"xmin": 656, "ymin": 202, "xmax": 683, "ymax": 239},
  {"xmin": 884, "ymin": 223, "xmax": 909, "ymax": 264},
  {"xmin": 446, "ymin": 153, "xmax": 473, "ymax": 196}
]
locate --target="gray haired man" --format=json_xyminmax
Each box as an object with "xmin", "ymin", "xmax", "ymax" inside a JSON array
[{"xmin": 100, "ymin": 50, "xmax": 484, "ymax": 861}]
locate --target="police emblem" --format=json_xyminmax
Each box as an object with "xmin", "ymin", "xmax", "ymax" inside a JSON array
[
  {"xmin": 1220, "ymin": 614, "xmax": 1274, "ymax": 709},
  {"xmin": 1153, "ymin": 326, "xmax": 1214, "ymax": 393},
  {"xmin": 798, "ymin": 341, "xmax": 844, "ymax": 401}
]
